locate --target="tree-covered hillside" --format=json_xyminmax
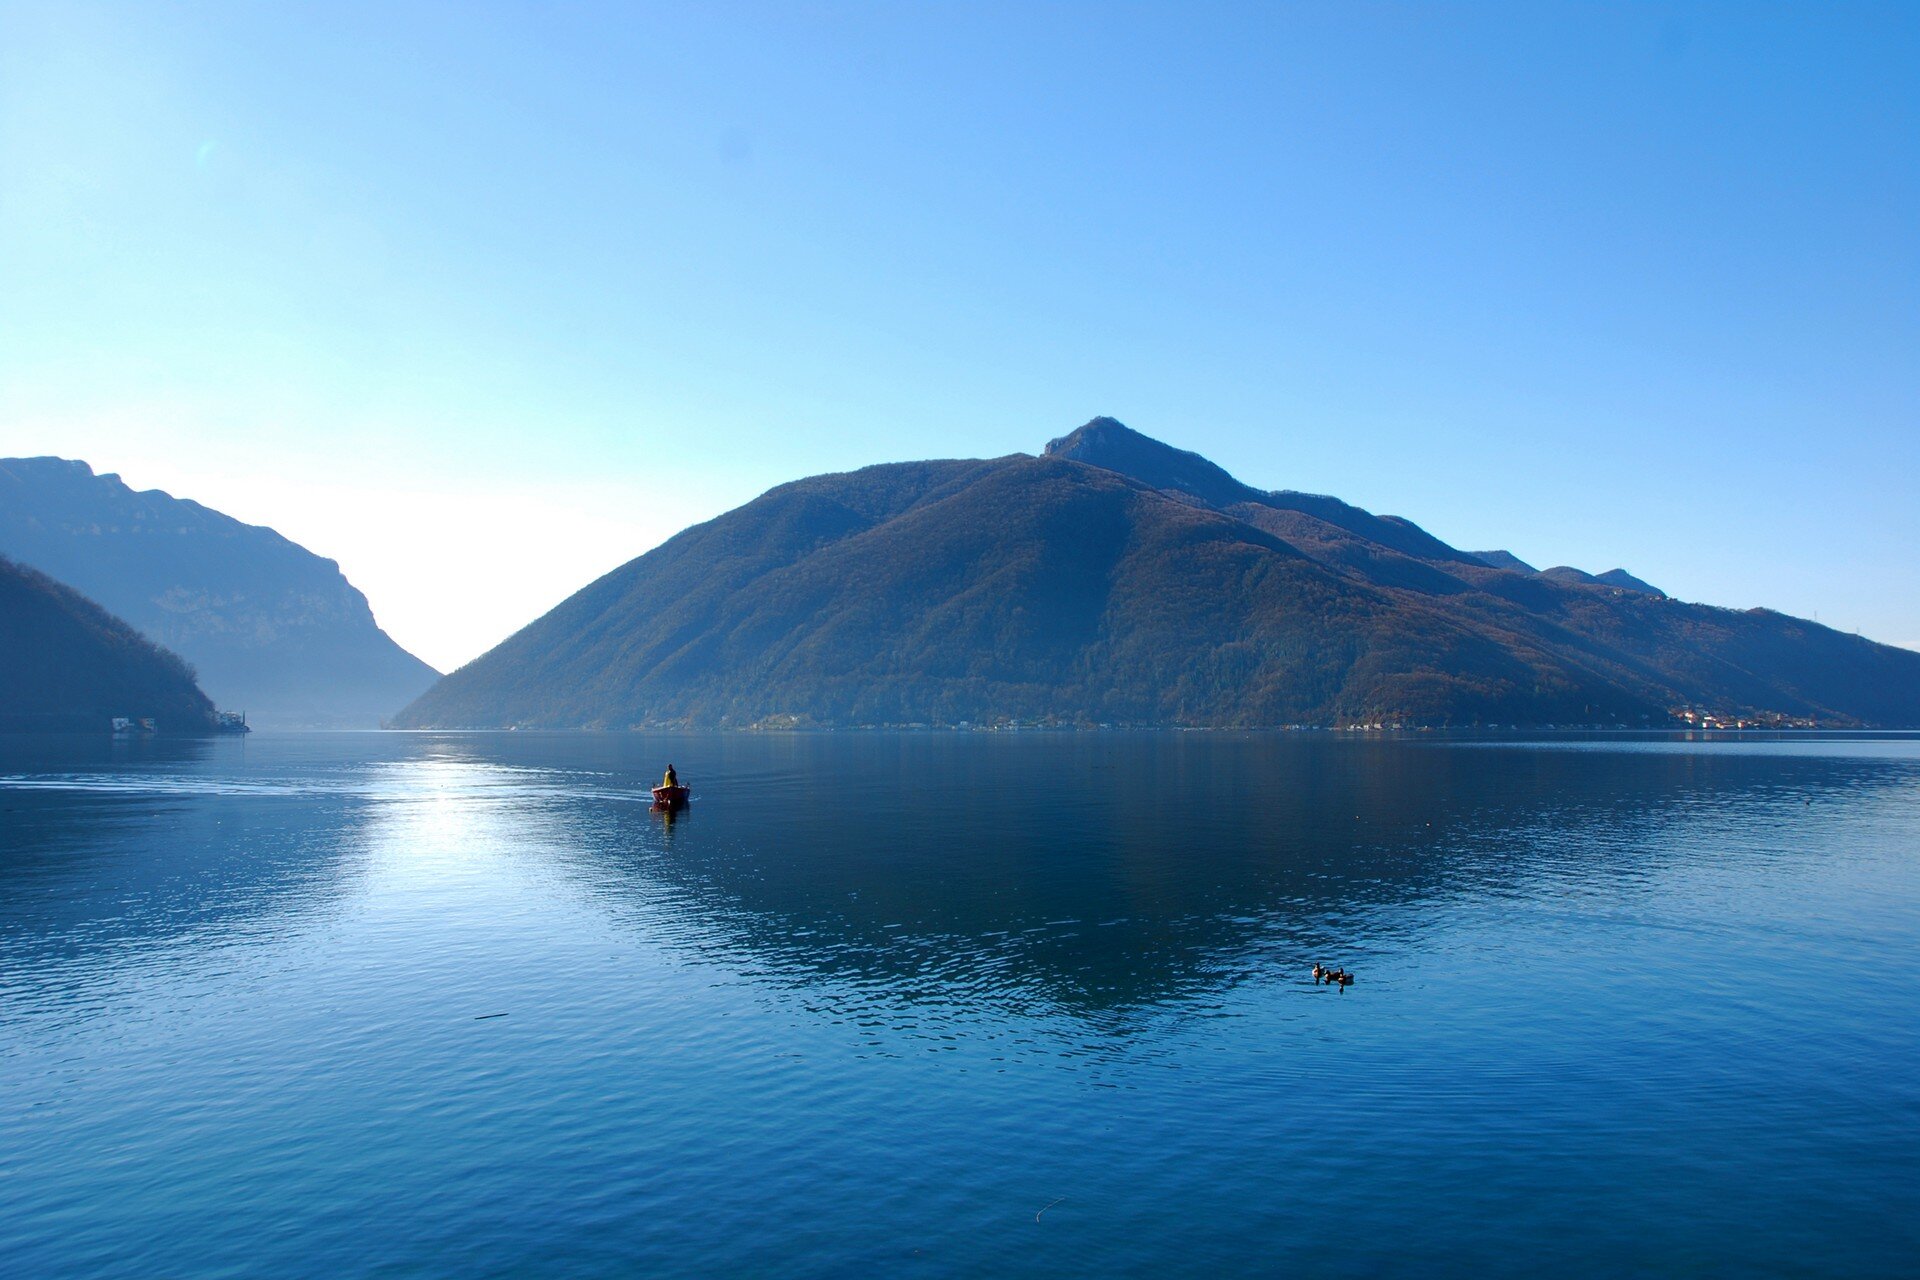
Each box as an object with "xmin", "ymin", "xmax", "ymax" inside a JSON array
[
  {"xmin": 1, "ymin": 554, "xmax": 220, "ymax": 733},
  {"xmin": 394, "ymin": 420, "xmax": 1920, "ymax": 730}
]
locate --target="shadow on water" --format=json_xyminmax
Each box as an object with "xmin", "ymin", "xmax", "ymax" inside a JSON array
[{"xmin": 508, "ymin": 731, "xmax": 1920, "ymax": 1021}]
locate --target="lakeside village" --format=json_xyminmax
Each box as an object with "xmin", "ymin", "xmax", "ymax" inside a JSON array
[
  {"xmin": 616, "ymin": 707, "xmax": 1829, "ymax": 733},
  {"xmin": 111, "ymin": 711, "xmax": 250, "ymax": 735}
]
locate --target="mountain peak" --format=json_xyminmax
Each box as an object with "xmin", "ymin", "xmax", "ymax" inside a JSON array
[
  {"xmin": 1471, "ymin": 549, "xmax": 1539, "ymax": 574},
  {"xmin": 1541, "ymin": 565, "xmax": 1664, "ymax": 596},
  {"xmin": 1, "ymin": 456, "xmax": 99, "ymax": 483},
  {"xmin": 1043, "ymin": 418, "xmax": 1257, "ymax": 509},
  {"xmin": 1044, "ymin": 415, "xmax": 1131, "ymax": 447}
]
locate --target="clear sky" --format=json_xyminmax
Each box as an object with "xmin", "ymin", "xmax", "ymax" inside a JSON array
[{"xmin": 2, "ymin": 1, "xmax": 1915, "ymax": 671}]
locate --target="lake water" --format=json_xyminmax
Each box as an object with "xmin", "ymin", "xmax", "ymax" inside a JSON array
[{"xmin": 3, "ymin": 730, "xmax": 1917, "ymax": 1277}]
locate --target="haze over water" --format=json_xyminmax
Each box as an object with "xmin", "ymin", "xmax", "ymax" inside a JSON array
[{"xmin": 3, "ymin": 731, "xmax": 1917, "ymax": 1276}]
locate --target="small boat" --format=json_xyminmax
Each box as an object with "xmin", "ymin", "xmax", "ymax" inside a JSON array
[{"xmin": 651, "ymin": 784, "xmax": 690, "ymax": 809}]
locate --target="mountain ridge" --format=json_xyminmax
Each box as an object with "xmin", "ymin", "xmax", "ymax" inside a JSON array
[
  {"xmin": 396, "ymin": 419, "xmax": 1920, "ymax": 730},
  {"xmin": 0, "ymin": 457, "xmax": 439, "ymax": 728}
]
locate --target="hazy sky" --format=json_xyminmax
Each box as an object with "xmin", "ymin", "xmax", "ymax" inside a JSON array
[{"xmin": 2, "ymin": 1, "xmax": 1915, "ymax": 671}]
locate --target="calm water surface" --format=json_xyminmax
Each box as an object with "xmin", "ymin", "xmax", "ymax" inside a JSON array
[{"xmin": 3, "ymin": 731, "xmax": 1917, "ymax": 1277}]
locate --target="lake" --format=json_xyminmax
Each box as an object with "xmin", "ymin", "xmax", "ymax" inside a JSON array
[{"xmin": 3, "ymin": 730, "xmax": 1917, "ymax": 1277}]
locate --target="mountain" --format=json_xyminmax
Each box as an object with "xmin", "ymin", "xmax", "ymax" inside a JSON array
[
  {"xmin": 1471, "ymin": 549, "xmax": 1538, "ymax": 574},
  {"xmin": 1540, "ymin": 565, "xmax": 1664, "ymax": 595},
  {"xmin": 0, "ymin": 458, "xmax": 438, "ymax": 727},
  {"xmin": 395, "ymin": 418, "xmax": 1920, "ymax": 730},
  {"xmin": 1, "ymin": 554, "xmax": 219, "ymax": 733},
  {"xmin": 1049, "ymin": 421, "xmax": 1479, "ymax": 566},
  {"xmin": 1591, "ymin": 568, "xmax": 1661, "ymax": 595},
  {"xmin": 1474, "ymin": 551, "xmax": 1660, "ymax": 595}
]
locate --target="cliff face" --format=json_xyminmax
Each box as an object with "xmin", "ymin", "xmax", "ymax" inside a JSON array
[
  {"xmin": 394, "ymin": 420, "xmax": 1920, "ymax": 730},
  {"xmin": 0, "ymin": 554, "xmax": 219, "ymax": 733},
  {"xmin": 0, "ymin": 458, "xmax": 438, "ymax": 727}
]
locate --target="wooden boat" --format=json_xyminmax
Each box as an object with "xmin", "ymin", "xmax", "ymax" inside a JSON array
[{"xmin": 651, "ymin": 784, "xmax": 690, "ymax": 809}]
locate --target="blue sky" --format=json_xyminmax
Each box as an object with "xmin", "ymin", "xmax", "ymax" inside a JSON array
[{"xmin": 2, "ymin": 1, "xmax": 1915, "ymax": 670}]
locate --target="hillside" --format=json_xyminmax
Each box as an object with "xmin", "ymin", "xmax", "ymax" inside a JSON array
[
  {"xmin": 395, "ymin": 419, "xmax": 1920, "ymax": 730},
  {"xmin": 0, "ymin": 554, "xmax": 220, "ymax": 733},
  {"xmin": 0, "ymin": 458, "xmax": 439, "ymax": 728}
]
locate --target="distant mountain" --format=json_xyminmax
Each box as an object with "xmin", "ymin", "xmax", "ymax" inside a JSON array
[
  {"xmin": 0, "ymin": 458, "xmax": 438, "ymax": 727},
  {"xmin": 1474, "ymin": 551, "xmax": 1660, "ymax": 595},
  {"xmin": 1471, "ymin": 549, "xmax": 1538, "ymax": 574},
  {"xmin": 1, "ymin": 554, "xmax": 218, "ymax": 733},
  {"xmin": 395, "ymin": 418, "xmax": 1920, "ymax": 730},
  {"xmin": 1540, "ymin": 565, "xmax": 1663, "ymax": 595},
  {"xmin": 1592, "ymin": 569, "xmax": 1660, "ymax": 594}
]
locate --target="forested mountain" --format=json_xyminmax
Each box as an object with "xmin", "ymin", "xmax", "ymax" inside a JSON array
[
  {"xmin": 0, "ymin": 458, "xmax": 438, "ymax": 727},
  {"xmin": 395, "ymin": 419, "xmax": 1920, "ymax": 730},
  {"xmin": 1, "ymin": 554, "xmax": 219, "ymax": 733}
]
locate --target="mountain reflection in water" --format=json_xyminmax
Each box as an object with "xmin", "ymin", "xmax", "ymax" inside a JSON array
[{"xmin": 3, "ymin": 730, "xmax": 1917, "ymax": 1277}]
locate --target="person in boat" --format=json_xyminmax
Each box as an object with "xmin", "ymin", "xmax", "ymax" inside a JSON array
[{"xmin": 661, "ymin": 764, "xmax": 679, "ymax": 789}]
